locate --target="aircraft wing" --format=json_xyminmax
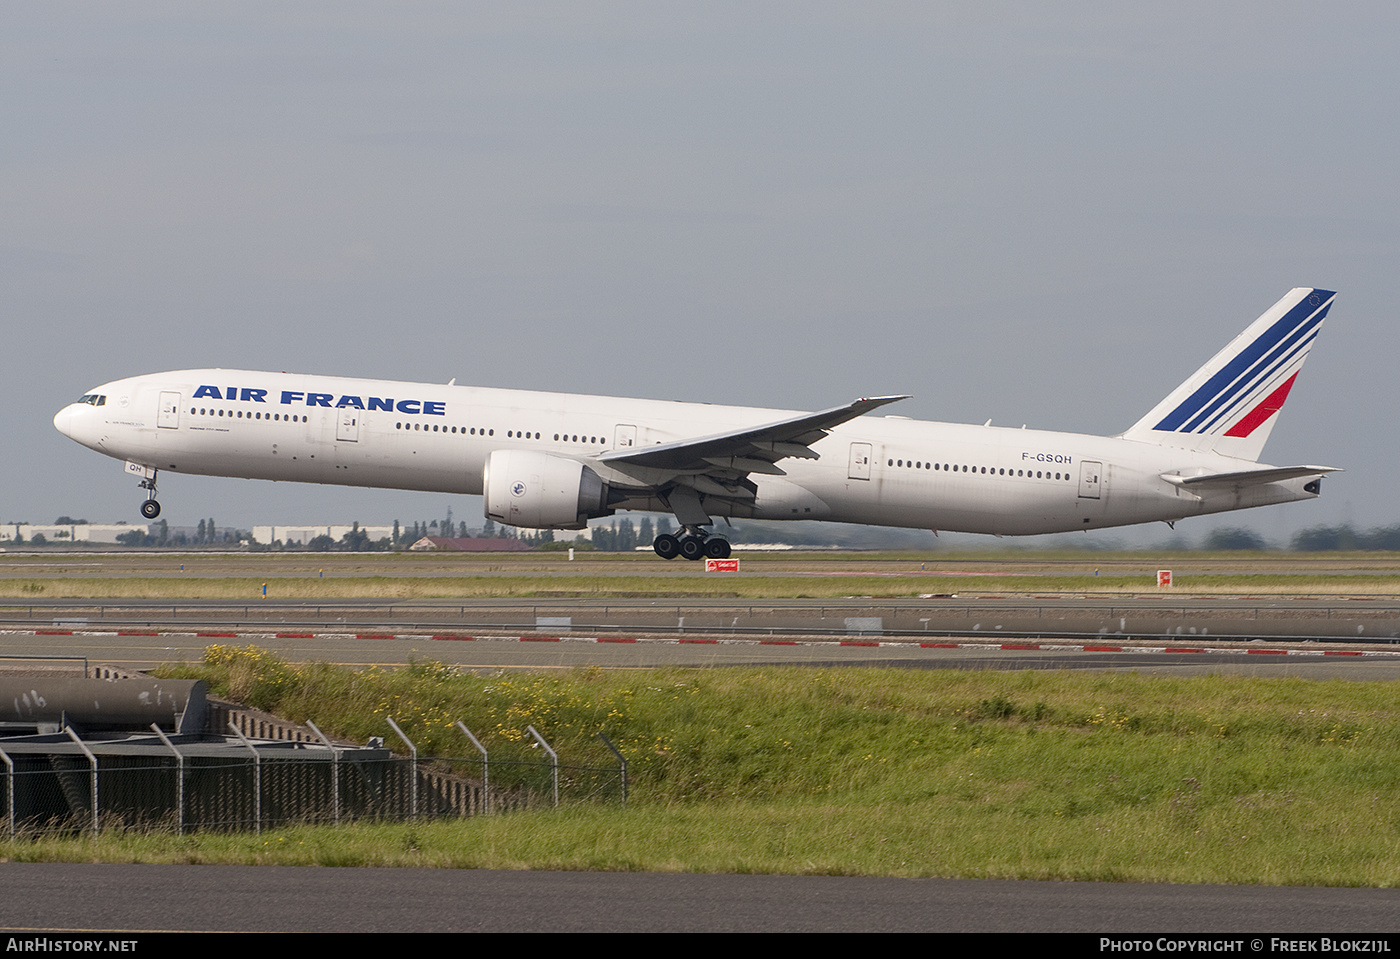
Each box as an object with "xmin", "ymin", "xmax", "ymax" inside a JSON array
[
  {"xmin": 1162, "ymin": 465, "xmax": 1342, "ymax": 490},
  {"xmin": 597, "ymin": 395, "xmax": 908, "ymax": 520}
]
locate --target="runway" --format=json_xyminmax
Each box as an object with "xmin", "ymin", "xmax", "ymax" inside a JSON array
[
  {"xmin": 4, "ymin": 863, "xmax": 1399, "ymax": 933},
  {"xmin": 5, "ymin": 612, "xmax": 1400, "ymax": 679}
]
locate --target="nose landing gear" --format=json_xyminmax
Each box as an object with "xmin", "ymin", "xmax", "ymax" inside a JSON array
[
  {"xmin": 653, "ymin": 526, "xmax": 730, "ymax": 561},
  {"xmin": 137, "ymin": 469, "xmax": 161, "ymax": 519}
]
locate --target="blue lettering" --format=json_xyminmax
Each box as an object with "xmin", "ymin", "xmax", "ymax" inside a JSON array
[
  {"xmin": 335, "ymin": 395, "xmax": 365, "ymax": 409},
  {"xmin": 396, "ymin": 399, "xmax": 421, "ymax": 414},
  {"xmin": 280, "ymin": 391, "xmax": 304, "ymax": 405},
  {"xmin": 306, "ymin": 393, "xmax": 333, "ymax": 407},
  {"xmin": 423, "ymin": 401, "xmax": 446, "ymax": 416},
  {"xmin": 240, "ymin": 388, "xmax": 268, "ymax": 403},
  {"xmin": 368, "ymin": 397, "xmax": 393, "ymax": 412},
  {"xmin": 193, "ymin": 385, "xmax": 222, "ymax": 400}
]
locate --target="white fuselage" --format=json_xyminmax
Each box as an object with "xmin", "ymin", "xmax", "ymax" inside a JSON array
[{"xmin": 53, "ymin": 369, "xmax": 1320, "ymax": 535}]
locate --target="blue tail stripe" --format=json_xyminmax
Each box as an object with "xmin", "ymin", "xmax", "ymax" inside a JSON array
[
  {"xmin": 1192, "ymin": 328, "xmax": 1318, "ymax": 433},
  {"xmin": 1153, "ymin": 293, "xmax": 1332, "ymax": 432},
  {"xmin": 1183, "ymin": 316, "xmax": 1322, "ymax": 433},
  {"xmin": 1160, "ymin": 296, "xmax": 1326, "ymax": 431}
]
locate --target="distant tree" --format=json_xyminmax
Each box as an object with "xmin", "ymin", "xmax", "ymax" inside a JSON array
[
  {"xmin": 1291, "ymin": 525, "xmax": 1356, "ymax": 551},
  {"xmin": 1203, "ymin": 527, "xmax": 1269, "ymax": 551},
  {"xmin": 392, "ymin": 520, "xmax": 401, "ymax": 546},
  {"xmin": 306, "ymin": 534, "xmax": 336, "ymax": 551},
  {"xmin": 340, "ymin": 522, "xmax": 373, "ymax": 551},
  {"xmin": 115, "ymin": 529, "xmax": 152, "ymax": 547},
  {"xmin": 1361, "ymin": 526, "xmax": 1400, "ymax": 550},
  {"xmin": 54, "ymin": 516, "xmax": 88, "ymax": 525},
  {"xmin": 29, "ymin": 532, "xmax": 47, "ymax": 545},
  {"xmin": 196, "ymin": 519, "xmax": 207, "ymax": 543}
]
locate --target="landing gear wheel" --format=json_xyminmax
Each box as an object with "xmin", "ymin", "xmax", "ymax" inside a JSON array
[
  {"xmin": 653, "ymin": 533, "xmax": 680, "ymax": 560},
  {"xmin": 704, "ymin": 538, "xmax": 731, "ymax": 560},
  {"xmin": 679, "ymin": 536, "xmax": 706, "ymax": 561},
  {"xmin": 136, "ymin": 468, "xmax": 161, "ymax": 521}
]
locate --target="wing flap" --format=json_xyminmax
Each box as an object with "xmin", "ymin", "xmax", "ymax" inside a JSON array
[{"xmin": 599, "ymin": 395, "xmax": 908, "ymax": 475}]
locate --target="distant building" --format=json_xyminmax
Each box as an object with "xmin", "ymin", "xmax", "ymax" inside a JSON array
[
  {"xmin": 409, "ymin": 536, "xmax": 532, "ymax": 552},
  {"xmin": 0, "ymin": 523, "xmax": 147, "ymax": 544},
  {"xmin": 253, "ymin": 525, "xmax": 393, "ymax": 545}
]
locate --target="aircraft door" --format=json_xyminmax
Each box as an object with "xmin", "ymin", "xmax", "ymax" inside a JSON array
[
  {"xmin": 1078, "ymin": 460, "xmax": 1102, "ymax": 499},
  {"xmin": 848, "ymin": 442, "xmax": 872, "ymax": 481},
  {"xmin": 157, "ymin": 392, "xmax": 181, "ymax": 429},
  {"xmin": 614, "ymin": 424, "xmax": 637, "ymax": 450},
  {"xmin": 337, "ymin": 410, "xmax": 360, "ymax": 442}
]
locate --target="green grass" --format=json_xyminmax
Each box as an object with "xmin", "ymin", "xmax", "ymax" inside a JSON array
[
  {"xmin": 4, "ymin": 571, "xmax": 1399, "ymax": 599},
  {"xmin": 4, "ymin": 647, "xmax": 1396, "ymax": 884}
]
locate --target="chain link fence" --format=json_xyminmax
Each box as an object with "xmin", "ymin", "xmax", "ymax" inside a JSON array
[{"xmin": 0, "ymin": 740, "xmax": 625, "ymax": 837}]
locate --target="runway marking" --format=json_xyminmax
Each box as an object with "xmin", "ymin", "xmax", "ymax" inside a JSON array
[{"xmin": 6, "ymin": 628, "xmax": 1400, "ymax": 659}]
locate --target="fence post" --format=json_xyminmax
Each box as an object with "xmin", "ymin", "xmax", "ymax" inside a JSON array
[
  {"xmin": 306, "ymin": 721, "xmax": 340, "ymax": 824},
  {"xmin": 596, "ymin": 733, "xmax": 627, "ymax": 806},
  {"xmin": 229, "ymin": 722, "xmax": 261, "ymax": 834},
  {"xmin": 63, "ymin": 727, "xmax": 99, "ymax": 834},
  {"xmin": 525, "ymin": 725, "xmax": 558, "ymax": 808},
  {"xmin": 385, "ymin": 717, "xmax": 417, "ymax": 820},
  {"xmin": 456, "ymin": 723, "xmax": 488, "ymax": 816},
  {"xmin": 149, "ymin": 725, "xmax": 185, "ymax": 834},
  {"xmin": 0, "ymin": 745, "xmax": 13, "ymax": 838}
]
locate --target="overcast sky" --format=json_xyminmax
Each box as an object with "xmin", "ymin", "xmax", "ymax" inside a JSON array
[{"xmin": 5, "ymin": 3, "xmax": 1396, "ymax": 546}]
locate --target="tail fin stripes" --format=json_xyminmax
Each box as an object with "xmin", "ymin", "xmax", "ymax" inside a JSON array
[
  {"xmin": 1122, "ymin": 288, "xmax": 1335, "ymax": 462},
  {"xmin": 1222, "ymin": 372, "xmax": 1297, "ymax": 439}
]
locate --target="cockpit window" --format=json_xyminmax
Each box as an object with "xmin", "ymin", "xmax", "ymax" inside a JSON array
[{"xmin": 76, "ymin": 394, "xmax": 106, "ymax": 406}]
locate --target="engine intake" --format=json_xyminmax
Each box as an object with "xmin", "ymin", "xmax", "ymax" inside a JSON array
[{"xmin": 483, "ymin": 450, "xmax": 612, "ymax": 530}]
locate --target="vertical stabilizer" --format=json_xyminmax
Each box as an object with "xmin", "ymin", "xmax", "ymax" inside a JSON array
[{"xmin": 1121, "ymin": 288, "xmax": 1334, "ymax": 461}]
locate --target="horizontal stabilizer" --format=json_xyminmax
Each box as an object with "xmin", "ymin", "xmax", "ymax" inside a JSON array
[{"xmin": 1162, "ymin": 465, "xmax": 1341, "ymax": 490}]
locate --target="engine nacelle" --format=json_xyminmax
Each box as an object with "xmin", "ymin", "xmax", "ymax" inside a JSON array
[{"xmin": 483, "ymin": 450, "xmax": 612, "ymax": 530}]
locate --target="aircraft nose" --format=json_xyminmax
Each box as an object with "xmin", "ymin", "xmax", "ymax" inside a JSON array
[{"xmin": 53, "ymin": 405, "xmax": 78, "ymax": 439}]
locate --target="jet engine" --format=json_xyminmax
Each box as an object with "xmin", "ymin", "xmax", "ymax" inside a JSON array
[{"xmin": 483, "ymin": 450, "xmax": 612, "ymax": 530}]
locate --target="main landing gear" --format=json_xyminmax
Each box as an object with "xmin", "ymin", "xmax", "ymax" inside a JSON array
[
  {"xmin": 653, "ymin": 527, "xmax": 731, "ymax": 561},
  {"xmin": 138, "ymin": 469, "xmax": 161, "ymax": 519}
]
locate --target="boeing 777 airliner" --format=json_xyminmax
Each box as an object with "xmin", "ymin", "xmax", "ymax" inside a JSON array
[{"xmin": 54, "ymin": 288, "xmax": 1339, "ymax": 559}]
